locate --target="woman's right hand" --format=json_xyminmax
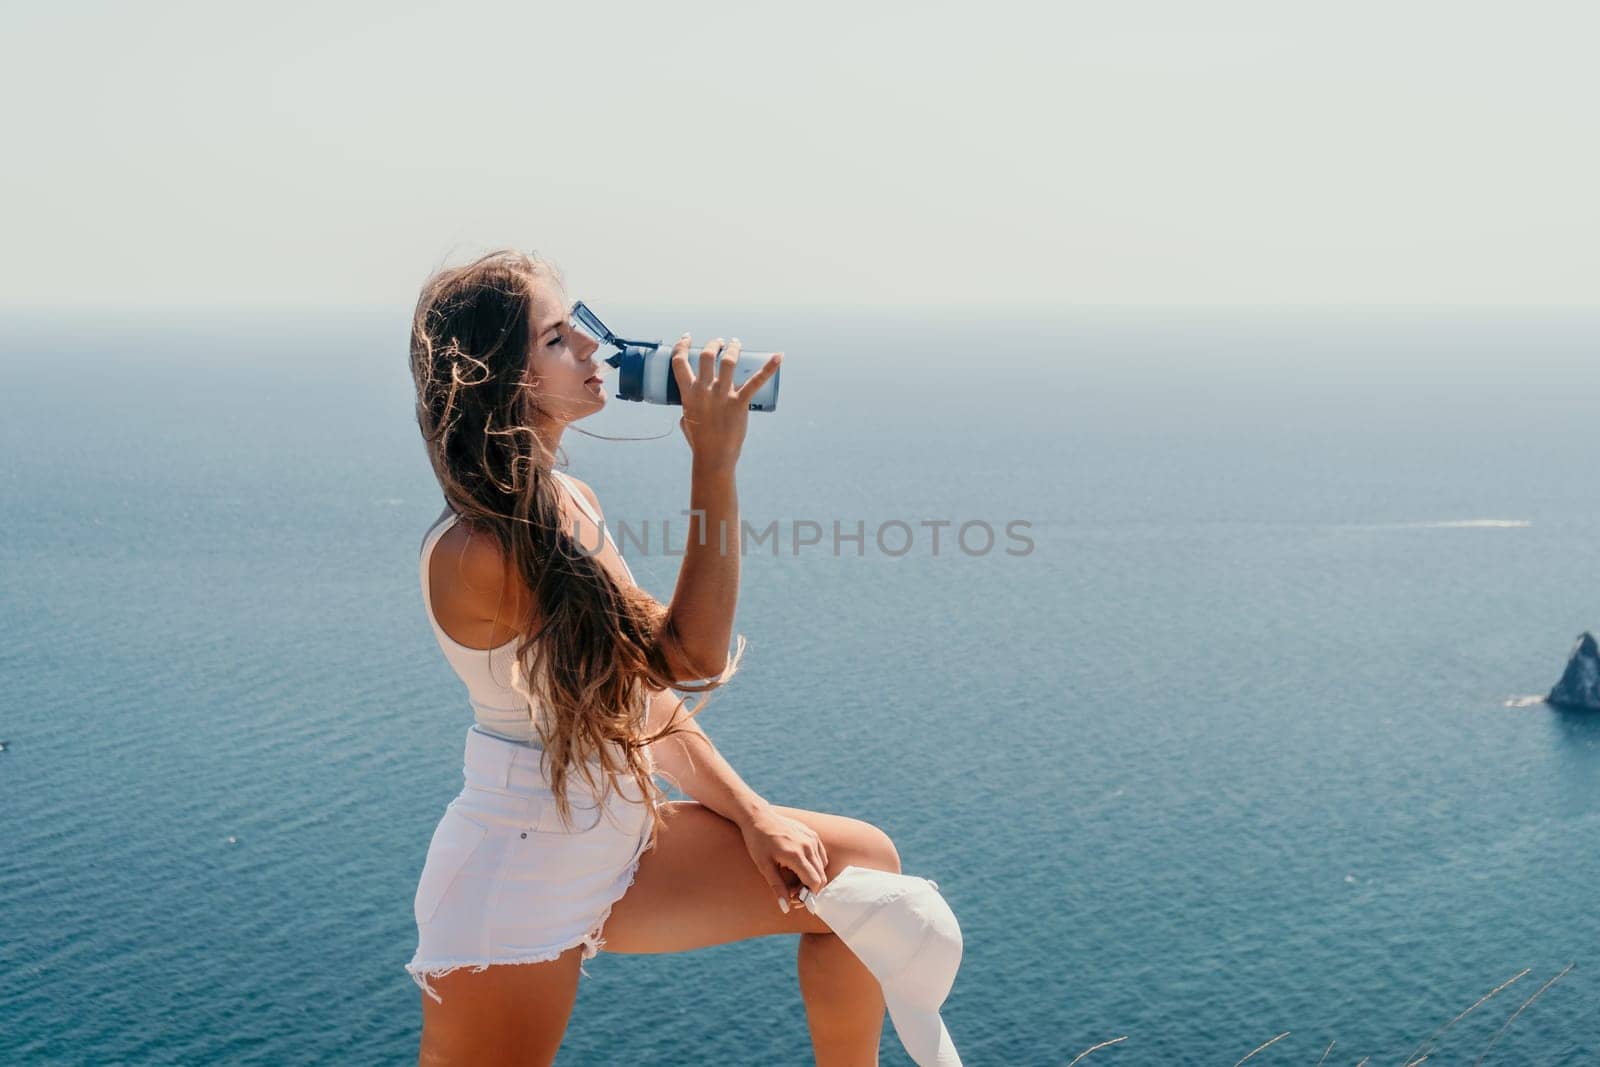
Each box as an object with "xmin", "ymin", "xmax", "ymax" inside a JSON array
[{"xmin": 671, "ymin": 335, "xmax": 783, "ymax": 469}]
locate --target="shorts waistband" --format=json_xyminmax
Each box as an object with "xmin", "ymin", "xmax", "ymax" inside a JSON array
[
  {"xmin": 468, "ymin": 722, "xmax": 545, "ymax": 750},
  {"xmin": 461, "ymin": 723, "xmax": 657, "ymax": 796},
  {"xmin": 463, "ymin": 724, "xmax": 553, "ymax": 793},
  {"xmin": 461, "ymin": 722, "xmax": 626, "ymax": 790}
]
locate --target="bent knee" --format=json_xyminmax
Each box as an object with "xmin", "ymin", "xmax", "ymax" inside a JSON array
[
  {"xmin": 832, "ymin": 819, "xmax": 900, "ymax": 877},
  {"xmin": 872, "ymin": 825, "xmax": 902, "ymax": 874}
]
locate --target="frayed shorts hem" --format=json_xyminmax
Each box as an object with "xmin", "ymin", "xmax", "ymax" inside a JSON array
[{"xmin": 406, "ymin": 829, "xmax": 652, "ymax": 1006}]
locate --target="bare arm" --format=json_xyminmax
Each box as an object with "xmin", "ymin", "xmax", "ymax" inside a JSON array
[
  {"xmin": 563, "ymin": 470, "xmax": 736, "ymax": 686},
  {"xmin": 651, "ymin": 335, "xmax": 781, "ymax": 680},
  {"xmin": 656, "ymin": 459, "xmax": 739, "ymax": 679},
  {"xmin": 642, "ymin": 685, "xmax": 765, "ymax": 826},
  {"xmin": 570, "ymin": 478, "xmax": 753, "ymax": 814},
  {"xmin": 642, "ymin": 684, "xmax": 830, "ymax": 904},
  {"xmin": 569, "ymin": 458, "xmax": 827, "ymax": 904}
]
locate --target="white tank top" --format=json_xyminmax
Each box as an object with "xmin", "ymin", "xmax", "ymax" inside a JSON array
[{"xmin": 418, "ymin": 470, "xmax": 635, "ymax": 745}]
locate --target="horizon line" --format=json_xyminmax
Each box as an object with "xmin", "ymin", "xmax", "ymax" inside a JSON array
[{"xmin": 4, "ymin": 300, "xmax": 1600, "ymax": 318}]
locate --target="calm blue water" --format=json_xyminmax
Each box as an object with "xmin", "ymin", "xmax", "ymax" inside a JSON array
[{"xmin": 3, "ymin": 307, "xmax": 1598, "ymax": 1064}]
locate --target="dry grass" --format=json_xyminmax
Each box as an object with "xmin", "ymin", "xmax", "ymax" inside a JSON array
[{"xmin": 1058, "ymin": 962, "xmax": 1576, "ymax": 1066}]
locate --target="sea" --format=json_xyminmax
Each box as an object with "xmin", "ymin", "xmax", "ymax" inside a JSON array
[{"xmin": 2, "ymin": 305, "xmax": 1598, "ymax": 1065}]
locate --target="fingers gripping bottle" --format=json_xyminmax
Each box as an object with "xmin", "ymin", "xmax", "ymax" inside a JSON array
[{"xmin": 572, "ymin": 301, "xmax": 782, "ymax": 412}]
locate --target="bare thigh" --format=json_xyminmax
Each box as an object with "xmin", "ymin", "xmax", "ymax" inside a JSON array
[
  {"xmin": 413, "ymin": 801, "xmax": 900, "ymax": 1065},
  {"xmin": 416, "ymin": 944, "xmax": 582, "ymax": 1067},
  {"xmin": 596, "ymin": 800, "xmax": 903, "ymax": 953}
]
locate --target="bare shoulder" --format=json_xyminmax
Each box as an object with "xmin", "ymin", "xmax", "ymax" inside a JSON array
[
  {"xmin": 559, "ymin": 472, "xmax": 605, "ymax": 518},
  {"xmin": 430, "ymin": 516, "xmax": 525, "ymax": 643},
  {"xmin": 434, "ymin": 518, "xmax": 509, "ymax": 591}
]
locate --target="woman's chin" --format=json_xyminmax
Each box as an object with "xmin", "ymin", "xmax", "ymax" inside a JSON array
[{"xmin": 571, "ymin": 390, "xmax": 605, "ymax": 419}]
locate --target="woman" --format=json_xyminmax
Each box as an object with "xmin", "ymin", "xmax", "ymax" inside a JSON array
[{"xmin": 404, "ymin": 249, "xmax": 903, "ymax": 1066}]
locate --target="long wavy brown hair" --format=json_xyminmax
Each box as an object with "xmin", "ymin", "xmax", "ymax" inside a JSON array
[{"xmin": 409, "ymin": 248, "xmax": 745, "ymax": 849}]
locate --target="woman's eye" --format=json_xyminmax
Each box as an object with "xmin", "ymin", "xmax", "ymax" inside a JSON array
[{"xmin": 547, "ymin": 333, "xmax": 563, "ymax": 348}]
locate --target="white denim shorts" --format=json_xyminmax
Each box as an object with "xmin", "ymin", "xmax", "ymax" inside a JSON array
[{"xmin": 405, "ymin": 724, "xmax": 659, "ymax": 1004}]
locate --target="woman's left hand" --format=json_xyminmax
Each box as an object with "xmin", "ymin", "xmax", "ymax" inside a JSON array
[{"xmin": 738, "ymin": 803, "xmax": 830, "ymax": 914}]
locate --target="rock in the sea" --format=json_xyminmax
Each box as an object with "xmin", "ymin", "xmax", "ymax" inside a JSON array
[{"xmin": 1547, "ymin": 631, "xmax": 1600, "ymax": 710}]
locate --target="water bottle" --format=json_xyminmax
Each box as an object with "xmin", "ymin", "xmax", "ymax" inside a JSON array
[
  {"xmin": 573, "ymin": 302, "xmax": 782, "ymax": 412},
  {"xmin": 608, "ymin": 342, "xmax": 781, "ymax": 412}
]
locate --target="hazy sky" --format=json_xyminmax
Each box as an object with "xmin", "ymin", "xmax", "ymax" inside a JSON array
[{"xmin": 4, "ymin": 1, "xmax": 1596, "ymax": 311}]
